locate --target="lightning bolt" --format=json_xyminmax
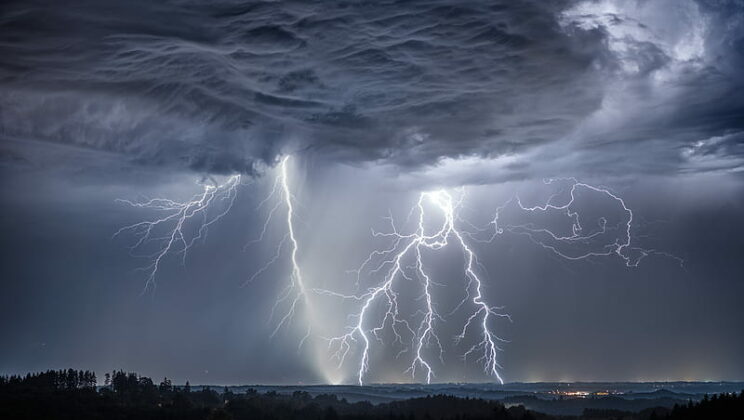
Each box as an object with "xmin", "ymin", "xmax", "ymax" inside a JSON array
[
  {"xmin": 245, "ymin": 156, "xmax": 311, "ymax": 346},
  {"xmin": 319, "ymin": 178, "xmax": 679, "ymax": 385},
  {"xmin": 318, "ymin": 189, "xmax": 509, "ymax": 385},
  {"xmin": 116, "ymin": 156, "xmax": 311, "ymax": 345},
  {"xmin": 478, "ymin": 178, "xmax": 684, "ymax": 268},
  {"xmin": 114, "ymin": 175, "xmax": 241, "ymax": 293},
  {"xmin": 115, "ymin": 167, "xmax": 678, "ymax": 385}
]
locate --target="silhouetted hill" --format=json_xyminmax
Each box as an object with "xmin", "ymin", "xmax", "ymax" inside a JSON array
[{"xmin": 2, "ymin": 370, "xmax": 743, "ymax": 419}]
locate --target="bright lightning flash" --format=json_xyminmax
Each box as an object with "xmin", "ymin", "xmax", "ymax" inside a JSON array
[
  {"xmin": 115, "ymin": 168, "xmax": 678, "ymax": 385},
  {"xmin": 479, "ymin": 178, "xmax": 684, "ymax": 268},
  {"xmin": 114, "ymin": 175, "xmax": 241, "ymax": 293},
  {"xmin": 246, "ymin": 156, "xmax": 311, "ymax": 346},
  {"xmin": 115, "ymin": 156, "xmax": 311, "ymax": 345},
  {"xmin": 318, "ymin": 189, "xmax": 510, "ymax": 385}
]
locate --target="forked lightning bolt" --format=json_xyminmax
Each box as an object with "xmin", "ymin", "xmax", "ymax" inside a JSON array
[
  {"xmin": 317, "ymin": 190, "xmax": 510, "ymax": 385},
  {"xmin": 114, "ymin": 175, "xmax": 241, "ymax": 293},
  {"xmin": 319, "ymin": 178, "xmax": 679, "ymax": 385},
  {"xmin": 477, "ymin": 178, "xmax": 684, "ymax": 268},
  {"xmin": 245, "ymin": 156, "xmax": 311, "ymax": 345},
  {"xmin": 116, "ymin": 167, "xmax": 677, "ymax": 385},
  {"xmin": 115, "ymin": 157, "xmax": 310, "ymax": 342}
]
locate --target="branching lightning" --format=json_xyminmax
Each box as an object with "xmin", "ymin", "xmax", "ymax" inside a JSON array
[
  {"xmin": 475, "ymin": 178, "xmax": 684, "ymax": 268},
  {"xmin": 115, "ymin": 165, "xmax": 677, "ymax": 385},
  {"xmin": 114, "ymin": 175, "xmax": 241, "ymax": 293},
  {"xmin": 317, "ymin": 178, "xmax": 679, "ymax": 385},
  {"xmin": 116, "ymin": 156, "xmax": 311, "ymax": 343},
  {"xmin": 317, "ymin": 190, "xmax": 510, "ymax": 385},
  {"xmin": 245, "ymin": 156, "xmax": 311, "ymax": 346},
  {"xmin": 114, "ymin": 155, "xmax": 311, "ymax": 353}
]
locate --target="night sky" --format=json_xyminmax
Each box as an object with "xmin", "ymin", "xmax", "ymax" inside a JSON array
[{"xmin": 1, "ymin": 0, "xmax": 743, "ymax": 385}]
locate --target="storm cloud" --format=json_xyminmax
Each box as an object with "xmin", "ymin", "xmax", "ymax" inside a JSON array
[{"xmin": 2, "ymin": 0, "xmax": 741, "ymax": 177}]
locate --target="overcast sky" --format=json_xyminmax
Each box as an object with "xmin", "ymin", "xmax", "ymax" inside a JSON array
[{"xmin": 1, "ymin": 0, "xmax": 743, "ymax": 385}]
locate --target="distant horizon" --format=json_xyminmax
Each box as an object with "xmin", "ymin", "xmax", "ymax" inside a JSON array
[
  {"xmin": 193, "ymin": 380, "xmax": 744, "ymax": 387},
  {"xmin": 4, "ymin": 366, "xmax": 744, "ymax": 386}
]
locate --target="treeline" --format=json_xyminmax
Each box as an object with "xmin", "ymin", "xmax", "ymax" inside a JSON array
[
  {"xmin": 1, "ymin": 369, "xmax": 743, "ymax": 420},
  {"xmin": 0, "ymin": 369, "xmax": 97, "ymax": 390},
  {"xmin": 663, "ymin": 391, "xmax": 744, "ymax": 419},
  {"xmin": 1, "ymin": 370, "xmax": 224, "ymax": 420},
  {"xmin": 0, "ymin": 371, "xmax": 539, "ymax": 420}
]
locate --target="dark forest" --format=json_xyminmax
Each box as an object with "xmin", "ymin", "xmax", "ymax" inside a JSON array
[{"xmin": 2, "ymin": 370, "xmax": 743, "ymax": 420}]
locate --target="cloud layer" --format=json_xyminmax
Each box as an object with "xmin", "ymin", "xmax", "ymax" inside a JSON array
[{"xmin": 1, "ymin": 0, "xmax": 742, "ymax": 178}]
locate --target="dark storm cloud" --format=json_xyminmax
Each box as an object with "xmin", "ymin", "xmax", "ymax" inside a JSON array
[
  {"xmin": 553, "ymin": 0, "xmax": 744, "ymax": 176},
  {"xmin": 2, "ymin": 0, "xmax": 606, "ymax": 174},
  {"xmin": 3, "ymin": 0, "xmax": 742, "ymax": 177}
]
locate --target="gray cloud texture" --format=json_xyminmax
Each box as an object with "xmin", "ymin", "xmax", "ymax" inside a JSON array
[{"xmin": 2, "ymin": 0, "xmax": 741, "ymax": 178}]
